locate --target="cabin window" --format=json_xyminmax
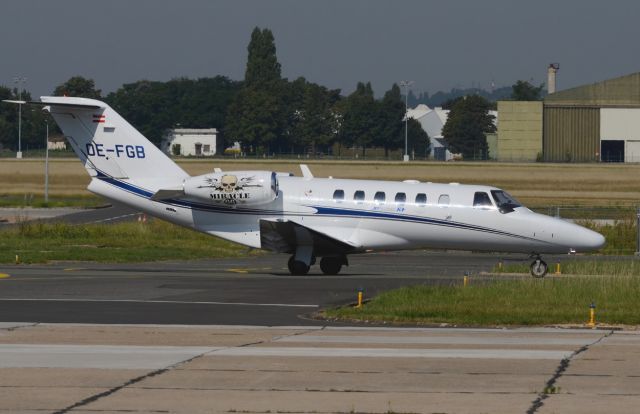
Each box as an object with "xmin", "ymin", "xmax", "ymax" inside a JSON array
[
  {"xmin": 374, "ymin": 191, "xmax": 386, "ymax": 204},
  {"xmin": 395, "ymin": 192, "xmax": 406, "ymax": 203},
  {"xmin": 354, "ymin": 190, "xmax": 365, "ymax": 203},
  {"xmin": 415, "ymin": 193, "xmax": 427, "ymax": 206},
  {"xmin": 438, "ymin": 194, "xmax": 450, "ymax": 206},
  {"xmin": 333, "ymin": 189, "xmax": 345, "ymax": 201},
  {"xmin": 473, "ymin": 192, "xmax": 493, "ymax": 208}
]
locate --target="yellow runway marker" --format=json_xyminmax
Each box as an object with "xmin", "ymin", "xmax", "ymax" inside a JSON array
[
  {"xmin": 0, "ymin": 273, "xmax": 11, "ymax": 279},
  {"xmin": 228, "ymin": 267, "xmax": 271, "ymax": 274}
]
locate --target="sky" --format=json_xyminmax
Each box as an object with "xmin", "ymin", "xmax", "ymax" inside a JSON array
[{"xmin": 2, "ymin": 0, "xmax": 640, "ymax": 99}]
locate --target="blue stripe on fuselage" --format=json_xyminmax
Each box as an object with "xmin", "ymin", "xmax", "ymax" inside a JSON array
[{"xmin": 94, "ymin": 172, "xmax": 549, "ymax": 244}]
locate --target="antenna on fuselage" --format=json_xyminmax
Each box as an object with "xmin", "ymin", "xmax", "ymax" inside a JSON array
[{"xmin": 300, "ymin": 164, "xmax": 313, "ymax": 180}]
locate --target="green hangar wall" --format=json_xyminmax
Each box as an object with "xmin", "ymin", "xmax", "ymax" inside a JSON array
[
  {"xmin": 543, "ymin": 72, "xmax": 640, "ymax": 162},
  {"xmin": 496, "ymin": 101, "xmax": 542, "ymax": 161},
  {"xmin": 497, "ymin": 72, "xmax": 640, "ymax": 163},
  {"xmin": 542, "ymin": 107, "xmax": 599, "ymax": 162}
]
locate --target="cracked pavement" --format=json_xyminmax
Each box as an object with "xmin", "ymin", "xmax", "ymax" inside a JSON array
[{"xmin": 0, "ymin": 323, "xmax": 637, "ymax": 413}]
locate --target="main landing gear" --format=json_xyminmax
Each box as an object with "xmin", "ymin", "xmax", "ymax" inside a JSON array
[
  {"xmin": 287, "ymin": 255, "xmax": 348, "ymax": 275},
  {"xmin": 530, "ymin": 256, "xmax": 548, "ymax": 278}
]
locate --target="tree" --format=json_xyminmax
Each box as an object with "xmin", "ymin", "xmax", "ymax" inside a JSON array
[
  {"xmin": 337, "ymin": 82, "xmax": 378, "ymax": 157},
  {"xmin": 245, "ymin": 27, "xmax": 282, "ymax": 89},
  {"xmin": 442, "ymin": 95, "xmax": 496, "ymax": 160},
  {"xmin": 511, "ymin": 80, "xmax": 544, "ymax": 101},
  {"xmin": 225, "ymin": 27, "xmax": 286, "ymax": 153},
  {"xmin": 285, "ymin": 77, "xmax": 341, "ymax": 154},
  {"xmin": 374, "ymin": 83, "xmax": 405, "ymax": 157},
  {"xmin": 54, "ymin": 76, "xmax": 102, "ymax": 98},
  {"xmin": 0, "ymin": 86, "xmax": 51, "ymax": 152},
  {"xmin": 407, "ymin": 119, "xmax": 430, "ymax": 159},
  {"xmin": 106, "ymin": 76, "xmax": 240, "ymax": 145}
]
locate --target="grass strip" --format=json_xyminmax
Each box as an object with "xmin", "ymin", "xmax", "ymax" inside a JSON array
[
  {"xmin": 0, "ymin": 194, "xmax": 105, "ymax": 208},
  {"xmin": 1, "ymin": 219, "xmax": 253, "ymax": 264},
  {"xmin": 496, "ymin": 259, "xmax": 640, "ymax": 276},
  {"xmin": 323, "ymin": 274, "xmax": 640, "ymax": 326}
]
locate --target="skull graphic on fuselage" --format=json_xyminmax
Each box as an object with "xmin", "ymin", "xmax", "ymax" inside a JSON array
[{"xmin": 220, "ymin": 175, "xmax": 238, "ymax": 193}]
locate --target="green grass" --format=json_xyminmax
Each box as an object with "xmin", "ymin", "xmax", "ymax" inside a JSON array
[
  {"xmin": 0, "ymin": 219, "xmax": 253, "ymax": 263},
  {"xmin": 323, "ymin": 275, "xmax": 640, "ymax": 326},
  {"xmin": 0, "ymin": 193, "xmax": 106, "ymax": 208},
  {"xmin": 580, "ymin": 218, "xmax": 637, "ymax": 255},
  {"xmin": 496, "ymin": 259, "xmax": 640, "ymax": 276}
]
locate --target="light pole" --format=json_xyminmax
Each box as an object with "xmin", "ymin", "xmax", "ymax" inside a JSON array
[
  {"xmin": 13, "ymin": 76, "xmax": 27, "ymax": 159},
  {"xmin": 44, "ymin": 118, "xmax": 49, "ymax": 204},
  {"xmin": 399, "ymin": 80, "xmax": 413, "ymax": 162}
]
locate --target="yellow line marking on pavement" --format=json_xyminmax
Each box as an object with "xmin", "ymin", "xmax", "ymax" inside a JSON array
[
  {"xmin": 227, "ymin": 267, "xmax": 273, "ymax": 274},
  {"xmin": 0, "ymin": 273, "xmax": 10, "ymax": 279}
]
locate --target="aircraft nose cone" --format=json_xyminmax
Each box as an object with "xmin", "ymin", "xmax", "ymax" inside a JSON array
[{"xmin": 574, "ymin": 227, "xmax": 606, "ymax": 252}]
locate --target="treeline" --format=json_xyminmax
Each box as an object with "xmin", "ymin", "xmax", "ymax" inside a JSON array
[
  {"xmin": 0, "ymin": 27, "xmax": 541, "ymax": 159},
  {"xmin": 0, "ymin": 27, "xmax": 429, "ymax": 157},
  {"xmin": 408, "ymin": 86, "xmax": 512, "ymax": 109}
]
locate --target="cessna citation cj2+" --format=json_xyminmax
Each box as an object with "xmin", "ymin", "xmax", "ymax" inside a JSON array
[{"xmin": 4, "ymin": 97, "xmax": 605, "ymax": 277}]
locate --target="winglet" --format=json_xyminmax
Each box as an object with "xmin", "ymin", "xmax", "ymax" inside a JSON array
[{"xmin": 300, "ymin": 164, "xmax": 313, "ymax": 180}]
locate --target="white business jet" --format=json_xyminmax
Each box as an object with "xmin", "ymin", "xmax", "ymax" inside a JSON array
[{"xmin": 4, "ymin": 97, "xmax": 605, "ymax": 277}]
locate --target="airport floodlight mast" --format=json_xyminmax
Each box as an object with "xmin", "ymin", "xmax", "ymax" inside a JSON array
[
  {"xmin": 399, "ymin": 80, "xmax": 413, "ymax": 162},
  {"xmin": 13, "ymin": 76, "xmax": 27, "ymax": 159}
]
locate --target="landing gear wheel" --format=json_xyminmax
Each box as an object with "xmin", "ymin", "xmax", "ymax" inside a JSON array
[
  {"xmin": 320, "ymin": 257, "xmax": 343, "ymax": 275},
  {"xmin": 288, "ymin": 256, "xmax": 310, "ymax": 275},
  {"xmin": 530, "ymin": 258, "xmax": 548, "ymax": 278}
]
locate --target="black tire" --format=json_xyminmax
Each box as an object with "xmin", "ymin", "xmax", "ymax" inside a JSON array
[
  {"xmin": 530, "ymin": 259, "xmax": 548, "ymax": 278},
  {"xmin": 320, "ymin": 257, "xmax": 342, "ymax": 275},
  {"xmin": 288, "ymin": 256, "xmax": 310, "ymax": 275}
]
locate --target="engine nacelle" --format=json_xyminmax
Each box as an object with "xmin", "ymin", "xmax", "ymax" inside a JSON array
[{"xmin": 183, "ymin": 171, "xmax": 279, "ymax": 206}]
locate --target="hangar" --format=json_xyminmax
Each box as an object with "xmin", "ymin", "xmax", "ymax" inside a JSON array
[{"xmin": 497, "ymin": 71, "xmax": 640, "ymax": 162}]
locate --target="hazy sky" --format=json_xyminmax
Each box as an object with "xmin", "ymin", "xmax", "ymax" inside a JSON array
[{"xmin": 2, "ymin": 0, "xmax": 640, "ymax": 99}]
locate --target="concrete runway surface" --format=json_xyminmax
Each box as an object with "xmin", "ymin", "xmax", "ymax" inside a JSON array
[{"xmin": 0, "ymin": 323, "xmax": 637, "ymax": 414}]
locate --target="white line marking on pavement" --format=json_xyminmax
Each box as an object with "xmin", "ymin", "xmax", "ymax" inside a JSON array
[
  {"xmin": 0, "ymin": 298, "xmax": 318, "ymax": 308},
  {"xmin": 86, "ymin": 212, "xmax": 140, "ymax": 224},
  {"xmin": 211, "ymin": 346, "xmax": 573, "ymax": 360},
  {"xmin": 0, "ymin": 344, "xmax": 222, "ymax": 369},
  {"xmin": 276, "ymin": 335, "xmax": 593, "ymax": 346}
]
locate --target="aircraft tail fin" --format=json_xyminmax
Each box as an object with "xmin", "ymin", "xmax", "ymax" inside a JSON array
[{"xmin": 26, "ymin": 97, "xmax": 188, "ymax": 186}]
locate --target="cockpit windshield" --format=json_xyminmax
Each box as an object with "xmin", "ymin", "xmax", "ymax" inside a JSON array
[{"xmin": 490, "ymin": 190, "xmax": 522, "ymax": 213}]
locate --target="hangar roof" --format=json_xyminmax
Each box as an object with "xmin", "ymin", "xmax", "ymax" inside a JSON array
[{"xmin": 545, "ymin": 72, "xmax": 640, "ymax": 107}]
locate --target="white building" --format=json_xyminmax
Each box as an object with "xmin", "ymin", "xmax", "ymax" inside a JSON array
[
  {"xmin": 161, "ymin": 128, "xmax": 218, "ymax": 156},
  {"xmin": 406, "ymin": 104, "xmax": 452, "ymax": 160},
  {"xmin": 407, "ymin": 104, "xmax": 498, "ymax": 161},
  {"xmin": 47, "ymin": 134, "xmax": 67, "ymax": 150}
]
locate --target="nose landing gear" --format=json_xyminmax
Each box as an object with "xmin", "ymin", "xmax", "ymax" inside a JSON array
[{"xmin": 530, "ymin": 256, "xmax": 548, "ymax": 278}]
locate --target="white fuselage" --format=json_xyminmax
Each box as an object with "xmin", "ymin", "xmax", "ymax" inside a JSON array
[{"xmin": 88, "ymin": 174, "xmax": 605, "ymax": 256}]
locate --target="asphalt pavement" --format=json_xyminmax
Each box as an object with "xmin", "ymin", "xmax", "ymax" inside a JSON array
[{"xmin": 0, "ymin": 251, "xmax": 501, "ymax": 325}]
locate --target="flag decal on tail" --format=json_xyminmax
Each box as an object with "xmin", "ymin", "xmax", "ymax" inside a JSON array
[{"xmin": 92, "ymin": 114, "xmax": 106, "ymax": 123}]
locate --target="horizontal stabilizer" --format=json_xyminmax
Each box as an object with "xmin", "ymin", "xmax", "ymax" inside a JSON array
[
  {"xmin": 2, "ymin": 99, "xmax": 103, "ymax": 109},
  {"xmin": 150, "ymin": 188, "xmax": 185, "ymax": 201}
]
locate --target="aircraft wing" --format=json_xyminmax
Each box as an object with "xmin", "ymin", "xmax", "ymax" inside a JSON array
[{"xmin": 259, "ymin": 219, "xmax": 361, "ymax": 256}]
